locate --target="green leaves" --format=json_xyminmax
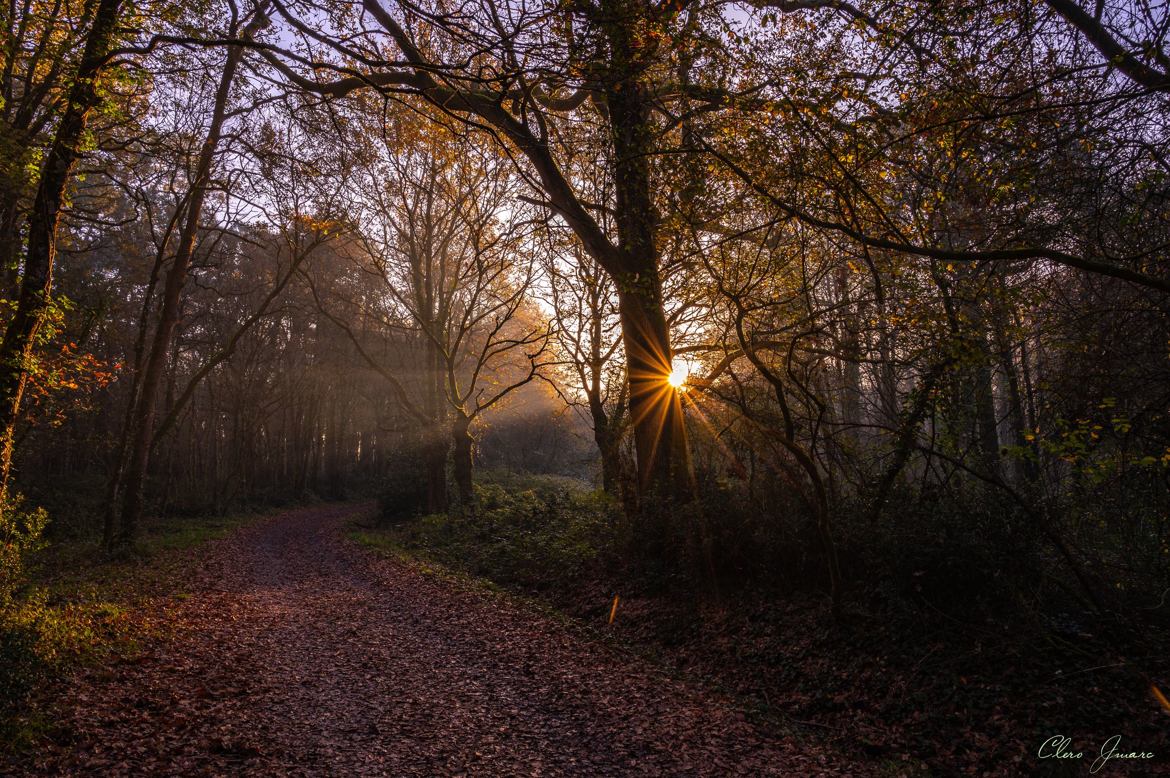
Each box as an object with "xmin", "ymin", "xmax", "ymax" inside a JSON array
[{"xmin": 0, "ymin": 495, "xmax": 49, "ymax": 608}]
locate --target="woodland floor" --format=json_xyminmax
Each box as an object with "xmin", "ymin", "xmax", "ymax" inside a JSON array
[{"xmin": 12, "ymin": 503, "xmax": 859, "ymax": 776}]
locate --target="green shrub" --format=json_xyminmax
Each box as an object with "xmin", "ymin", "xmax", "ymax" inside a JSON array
[
  {"xmin": 395, "ymin": 474, "xmax": 620, "ymax": 591},
  {"xmin": 0, "ymin": 495, "xmax": 48, "ymax": 607},
  {"xmin": 0, "ymin": 609, "xmax": 42, "ymax": 717},
  {"xmin": 1, "ymin": 494, "xmax": 51, "ymax": 721}
]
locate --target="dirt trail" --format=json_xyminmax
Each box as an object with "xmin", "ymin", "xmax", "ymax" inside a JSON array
[{"xmin": 24, "ymin": 503, "xmax": 858, "ymax": 776}]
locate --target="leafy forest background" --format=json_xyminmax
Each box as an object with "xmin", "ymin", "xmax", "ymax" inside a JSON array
[{"xmin": 1, "ymin": 0, "xmax": 1169, "ymax": 770}]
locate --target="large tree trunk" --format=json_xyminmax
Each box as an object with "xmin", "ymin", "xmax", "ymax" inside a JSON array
[
  {"xmin": 616, "ymin": 286, "xmax": 690, "ymax": 504},
  {"xmin": 116, "ymin": 22, "xmax": 256, "ymax": 543},
  {"xmin": 604, "ymin": 5, "xmax": 692, "ymax": 505},
  {"xmin": 0, "ymin": 0, "xmax": 124, "ymax": 499},
  {"xmin": 361, "ymin": 0, "xmax": 693, "ymax": 509}
]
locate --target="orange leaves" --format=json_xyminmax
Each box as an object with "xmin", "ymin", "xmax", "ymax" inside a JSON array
[
  {"xmin": 290, "ymin": 212, "xmax": 344, "ymax": 237},
  {"xmin": 22, "ymin": 341, "xmax": 116, "ymax": 427}
]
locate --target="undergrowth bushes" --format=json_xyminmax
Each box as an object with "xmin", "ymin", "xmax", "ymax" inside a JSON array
[
  {"xmin": 386, "ymin": 472, "xmax": 621, "ymax": 592},
  {"xmin": 1, "ymin": 496, "xmax": 48, "ymax": 606},
  {"xmin": 377, "ymin": 469, "xmax": 836, "ymax": 600},
  {"xmin": 1, "ymin": 495, "xmax": 66, "ymax": 738},
  {"xmin": 374, "ymin": 462, "xmax": 1170, "ymax": 634}
]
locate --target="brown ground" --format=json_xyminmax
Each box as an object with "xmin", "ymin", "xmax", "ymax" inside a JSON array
[{"xmin": 20, "ymin": 503, "xmax": 863, "ymax": 776}]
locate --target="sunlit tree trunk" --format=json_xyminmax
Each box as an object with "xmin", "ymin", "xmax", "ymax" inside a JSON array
[
  {"xmin": 604, "ymin": 1, "xmax": 692, "ymax": 505},
  {"xmin": 616, "ymin": 285, "xmax": 691, "ymax": 504}
]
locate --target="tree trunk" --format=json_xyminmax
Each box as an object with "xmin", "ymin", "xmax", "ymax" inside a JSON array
[
  {"xmin": 103, "ymin": 230, "xmax": 169, "ymax": 546},
  {"xmin": 424, "ymin": 334, "xmax": 448, "ymax": 512},
  {"xmin": 604, "ymin": 7, "xmax": 692, "ymax": 505},
  {"xmin": 423, "ymin": 429, "xmax": 448, "ymax": 514},
  {"xmin": 116, "ymin": 21, "xmax": 255, "ymax": 543},
  {"xmin": 451, "ymin": 412, "xmax": 474, "ymax": 514},
  {"xmin": 966, "ymin": 306, "xmax": 1001, "ymax": 479},
  {"xmin": 589, "ymin": 398, "xmax": 622, "ymax": 496},
  {"xmin": 0, "ymin": 0, "xmax": 123, "ymax": 499},
  {"xmin": 990, "ymin": 284, "xmax": 1038, "ymax": 485},
  {"xmin": 836, "ymin": 267, "xmax": 863, "ymax": 437},
  {"xmin": 616, "ymin": 285, "xmax": 691, "ymax": 505}
]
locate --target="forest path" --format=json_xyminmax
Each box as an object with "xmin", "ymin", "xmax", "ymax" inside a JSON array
[{"xmin": 27, "ymin": 503, "xmax": 856, "ymax": 776}]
